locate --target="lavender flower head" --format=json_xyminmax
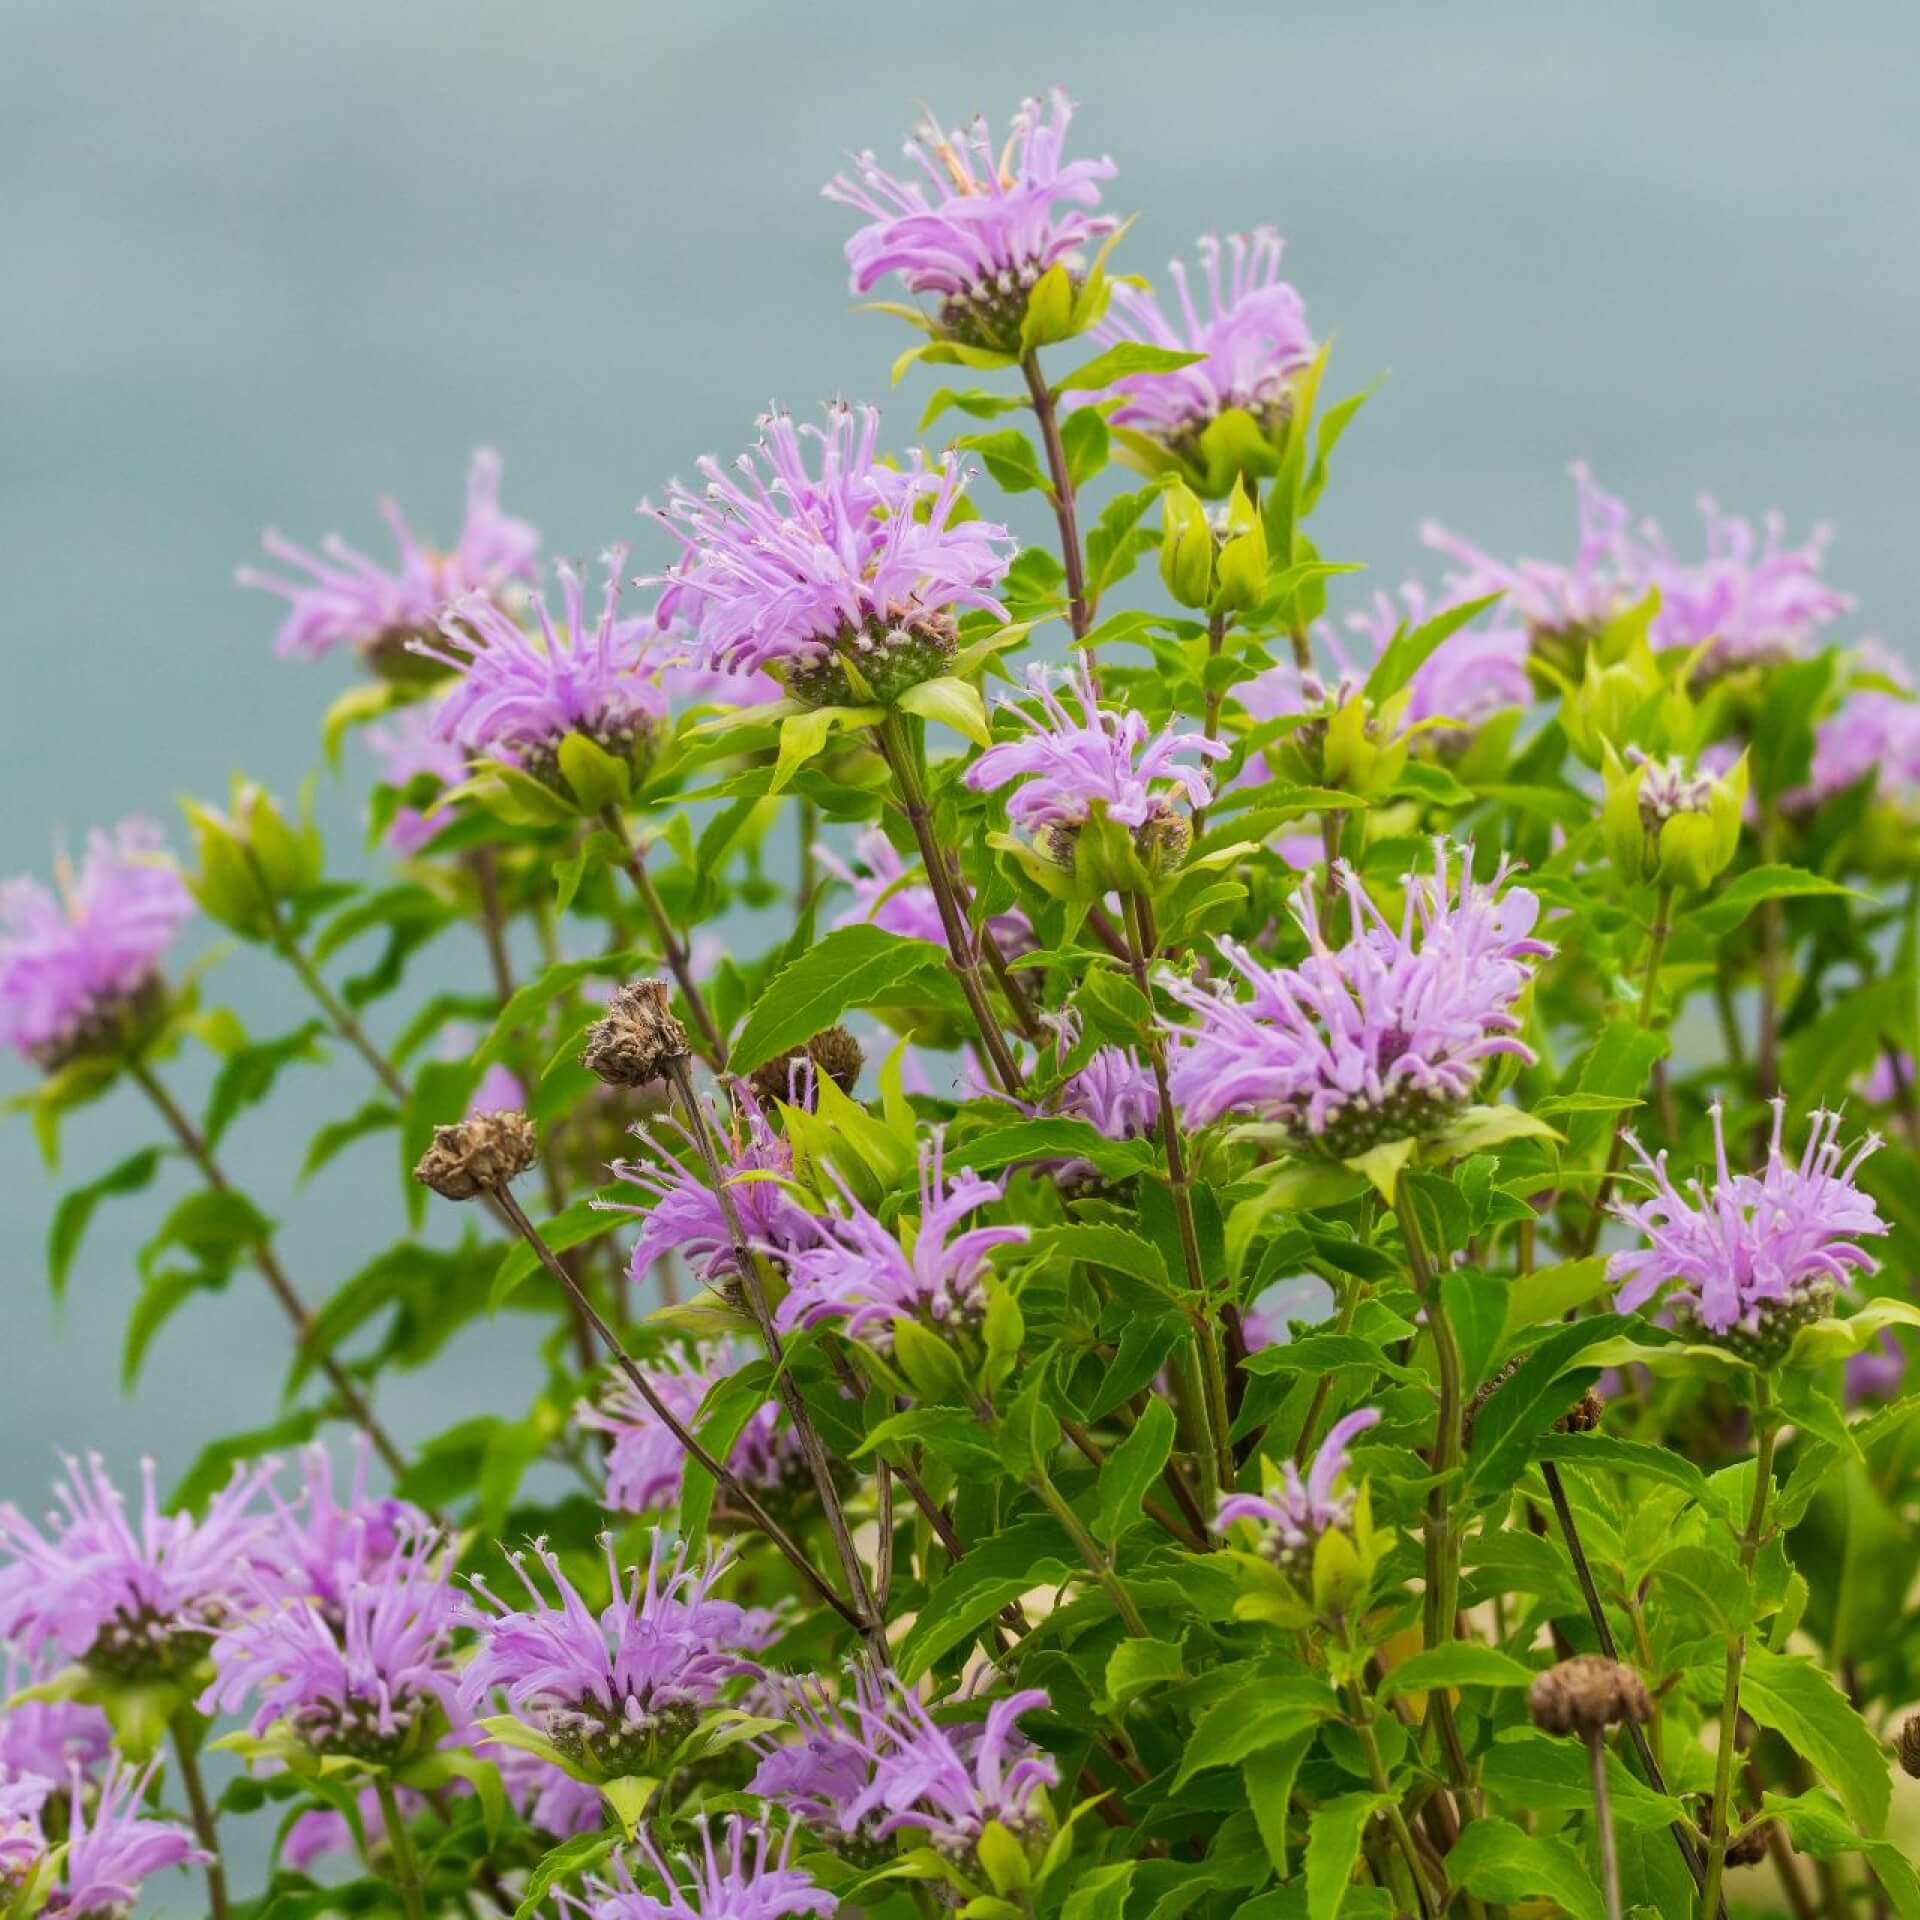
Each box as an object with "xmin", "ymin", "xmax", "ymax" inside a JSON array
[
  {"xmin": 365, "ymin": 705, "xmax": 468, "ymax": 855},
  {"xmin": 647, "ymin": 404, "xmax": 1013, "ymax": 706},
  {"xmin": 239, "ymin": 449, "xmax": 539, "ymax": 665},
  {"xmin": 561, "ymin": 1816, "xmax": 831, "ymax": 1920},
  {"xmin": 269, "ymin": 1438, "xmax": 429, "ymax": 1620},
  {"xmin": 47, "ymin": 1758, "xmax": 209, "ymax": 1919},
  {"xmin": 1060, "ymin": 1042, "xmax": 1161, "ymax": 1143},
  {"xmin": 201, "ymin": 1531, "xmax": 457, "ymax": 1763},
  {"xmin": 0, "ymin": 1455, "xmax": 277, "ymax": 1682},
  {"xmin": 0, "ymin": 1649, "xmax": 110, "ymax": 1785},
  {"xmin": 1095, "ymin": 228, "xmax": 1314, "ymax": 453},
  {"xmin": 0, "ymin": 821, "xmax": 192, "ymax": 1071},
  {"xmin": 966, "ymin": 655, "xmax": 1227, "ymax": 873},
  {"xmin": 1422, "ymin": 461, "xmax": 1635, "ymax": 648},
  {"xmin": 575, "ymin": 1340, "xmax": 805, "ymax": 1515},
  {"xmin": 419, "ymin": 547, "xmax": 665, "ymax": 786},
  {"xmin": 460, "ymin": 1535, "xmax": 760, "ymax": 1779},
  {"xmin": 775, "ymin": 1134, "xmax": 1028, "ymax": 1352},
  {"xmin": 817, "ymin": 826, "xmax": 1033, "ymax": 956},
  {"xmin": 824, "ymin": 88, "xmax": 1116, "ymax": 352},
  {"xmin": 608, "ymin": 1092, "xmax": 819, "ymax": 1294},
  {"xmin": 0, "ymin": 1765, "xmax": 49, "ymax": 1889},
  {"xmin": 1791, "ymin": 648, "xmax": 1920, "ymax": 813},
  {"xmin": 1164, "ymin": 842, "xmax": 1550, "ymax": 1157},
  {"xmin": 1608, "ymin": 1099, "xmax": 1887, "ymax": 1364},
  {"xmin": 1218, "ymin": 1407, "xmax": 1382, "ymax": 1575},
  {"xmin": 1638, "ymin": 497, "xmax": 1853, "ymax": 684}
]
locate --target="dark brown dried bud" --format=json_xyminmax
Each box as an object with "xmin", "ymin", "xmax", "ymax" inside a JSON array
[
  {"xmin": 1527, "ymin": 1655, "xmax": 1653, "ymax": 1738},
  {"xmin": 413, "ymin": 1110, "xmax": 538, "ymax": 1200},
  {"xmin": 1559, "ymin": 1388, "xmax": 1606, "ymax": 1435},
  {"xmin": 1726, "ymin": 1820, "xmax": 1774, "ymax": 1868},
  {"xmin": 746, "ymin": 1025, "xmax": 866, "ymax": 1104},
  {"xmin": 581, "ymin": 981, "xmax": 690, "ymax": 1089},
  {"xmin": 1898, "ymin": 1712, "xmax": 1920, "ymax": 1779}
]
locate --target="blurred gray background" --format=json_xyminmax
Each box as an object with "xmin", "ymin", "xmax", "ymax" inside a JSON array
[{"xmin": 4, "ymin": 0, "xmax": 1917, "ymax": 1500}]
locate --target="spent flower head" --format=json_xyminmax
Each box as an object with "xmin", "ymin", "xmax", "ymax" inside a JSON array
[
  {"xmin": 0, "ymin": 822, "xmax": 192, "ymax": 1071},
  {"xmin": 646, "ymin": 403, "xmax": 1012, "ymax": 706},
  {"xmin": 1163, "ymin": 842, "xmax": 1550, "ymax": 1157},
  {"xmin": 239, "ymin": 449, "xmax": 538, "ymax": 667},
  {"xmin": 824, "ymin": 88, "xmax": 1116, "ymax": 352},
  {"xmin": 1608, "ymin": 1099, "xmax": 1887, "ymax": 1364}
]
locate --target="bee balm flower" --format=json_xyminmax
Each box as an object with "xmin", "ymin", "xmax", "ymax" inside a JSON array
[
  {"xmin": 1218, "ymin": 1405, "xmax": 1381, "ymax": 1573},
  {"xmin": 562, "ymin": 1815, "xmax": 832, "ymax": 1920},
  {"xmin": 41, "ymin": 1759, "xmax": 209, "ymax": 1919}
]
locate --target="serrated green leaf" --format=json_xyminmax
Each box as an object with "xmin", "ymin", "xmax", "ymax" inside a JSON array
[{"xmin": 731, "ymin": 925, "xmax": 944, "ymax": 1075}]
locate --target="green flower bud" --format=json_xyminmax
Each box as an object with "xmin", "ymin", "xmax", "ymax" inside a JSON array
[
  {"xmin": 182, "ymin": 779, "xmax": 324, "ymax": 938},
  {"xmin": 1562, "ymin": 633, "xmax": 1665, "ymax": 769},
  {"xmin": 1210, "ymin": 477, "xmax": 1268, "ymax": 615},
  {"xmin": 1159, "ymin": 478, "xmax": 1215, "ymax": 610},
  {"xmin": 1602, "ymin": 745, "xmax": 1748, "ymax": 891}
]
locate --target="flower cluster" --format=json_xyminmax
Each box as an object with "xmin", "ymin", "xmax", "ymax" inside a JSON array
[
  {"xmin": 20, "ymin": 1759, "xmax": 207, "ymax": 1919},
  {"xmin": 775, "ymin": 1134, "xmax": 1027, "ymax": 1351},
  {"xmin": 1164, "ymin": 843, "xmax": 1550, "ymax": 1157},
  {"xmin": 647, "ymin": 403, "xmax": 1013, "ymax": 705},
  {"xmin": 239, "ymin": 448, "xmax": 539, "ymax": 665},
  {"xmin": 1609, "ymin": 1100, "xmax": 1887, "ymax": 1362},
  {"xmin": 825, "ymin": 88, "xmax": 1115, "ymax": 351},
  {"xmin": 562, "ymin": 1815, "xmax": 832, "ymax": 1920},
  {"xmin": 0, "ymin": 822, "xmax": 192, "ymax": 1070},
  {"xmin": 1218, "ymin": 1406, "xmax": 1381, "ymax": 1573}
]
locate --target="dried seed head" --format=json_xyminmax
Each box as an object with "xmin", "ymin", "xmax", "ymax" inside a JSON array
[
  {"xmin": 581, "ymin": 981, "xmax": 691, "ymax": 1088},
  {"xmin": 413, "ymin": 1109, "xmax": 538, "ymax": 1200},
  {"xmin": 745, "ymin": 1025, "xmax": 866, "ymax": 1104},
  {"xmin": 1726, "ymin": 1820, "xmax": 1774, "ymax": 1868},
  {"xmin": 1898, "ymin": 1712, "xmax": 1920, "ymax": 1779},
  {"xmin": 1527, "ymin": 1655, "xmax": 1653, "ymax": 1738},
  {"xmin": 1559, "ymin": 1387, "xmax": 1605, "ymax": 1435}
]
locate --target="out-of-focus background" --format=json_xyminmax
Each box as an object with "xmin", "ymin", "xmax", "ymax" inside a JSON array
[{"xmin": 5, "ymin": 0, "xmax": 1916, "ymax": 1495}]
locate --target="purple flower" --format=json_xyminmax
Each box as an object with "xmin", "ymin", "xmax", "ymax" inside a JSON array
[
  {"xmin": 201, "ymin": 1531, "xmax": 457, "ymax": 1761},
  {"xmin": 1060, "ymin": 1043, "xmax": 1161, "ymax": 1142},
  {"xmin": 607, "ymin": 1092, "xmax": 819, "ymax": 1293},
  {"xmin": 1342, "ymin": 585, "xmax": 1533, "ymax": 742},
  {"xmin": 365, "ymin": 705, "xmax": 468, "ymax": 855},
  {"xmin": 816, "ymin": 826, "xmax": 1033, "ymax": 956},
  {"xmin": 1857, "ymin": 1048, "xmax": 1917, "ymax": 1108},
  {"xmin": 561, "ymin": 1816, "xmax": 833, "ymax": 1920},
  {"xmin": 0, "ymin": 1455, "xmax": 277, "ymax": 1680},
  {"xmin": 824, "ymin": 88, "xmax": 1115, "ymax": 352},
  {"xmin": 1847, "ymin": 1331, "xmax": 1906, "ymax": 1406},
  {"xmin": 1636, "ymin": 497, "xmax": 1852, "ymax": 683},
  {"xmin": 0, "ymin": 821, "xmax": 192, "ymax": 1070},
  {"xmin": 574, "ymin": 1340, "xmax": 804, "ymax": 1515},
  {"xmin": 1241, "ymin": 1273, "xmax": 1338, "ymax": 1353},
  {"xmin": 239, "ymin": 449, "xmax": 539, "ymax": 663},
  {"xmin": 0, "ymin": 1649, "xmax": 110, "ymax": 1784},
  {"xmin": 1163, "ymin": 842, "xmax": 1550, "ymax": 1157},
  {"xmin": 460, "ymin": 1535, "xmax": 761, "ymax": 1779},
  {"xmin": 49, "ymin": 1757, "xmax": 209, "ymax": 1919},
  {"xmin": 746, "ymin": 1677, "xmax": 879, "ymax": 1852},
  {"xmin": 0, "ymin": 1764, "xmax": 50, "ymax": 1886},
  {"xmin": 1788, "ymin": 649, "xmax": 1920, "ymax": 812},
  {"xmin": 1422, "ymin": 461, "xmax": 1636, "ymax": 644},
  {"xmin": 1218, "ymin": 1406, "xmax": 1381, "ymax": 1571},
  {"xmin": 488, "ymin": 1743, "xmax": 606, "ymax": 1839},
  {"xmin": 774, "ymin": 1134, "xmax": 1028, "ymax": 1352},
  {"xmin": 965, "ymin": 655, "xmax": 1227, "ymax": 852},
  {"xmin": 419, "ymin": 548, "xmax": 666, "ymax": 777},
  {"xmin": 469, "ymin": 1063, "xmax": 529, "ymax": 1116},
  {"xmin": 1609, "ymin": 1100, "xmax": 1887, "ymax": 1360},
  {"xmin": 1094, "ymin": 228, "xmax": 1314, "ymax": 449},
  {"xmin": 645, "ymin": 404, "xmax": 1013, "ymax": 704},
  {"xmin": 268, "ymin": 1438, "xmax": 430, "ymax": 1619}
]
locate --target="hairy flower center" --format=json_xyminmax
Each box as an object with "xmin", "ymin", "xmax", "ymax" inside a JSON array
[
  {"xmin": 936, "ymin": 261, "xmax": 1056, "ymax": 354},
  {"xmin": 1680, "ymin": 1274, "xmax": 1835, "ymax": 1369},
  {"xmin": 544, "ymin": 1694, "xmax": 699, "ymax": 1779},
  {"xmin": 84, "ymin": 1602, "xmax": 219, "ymax": 1685},
  {"xmin": 293, "ymin": 1691, "xmax": 430, "ymax": 1766},
  {"xmin": 32, "ymin": 974, "xmax": 168, "ymax": 1075},
  {"xmin": 516, "ymin": 715, "xmax": 657, "ymax": 799},
  {"xmin": 785, "ymin": 605, "xmax": 958, "ymax": 710}
]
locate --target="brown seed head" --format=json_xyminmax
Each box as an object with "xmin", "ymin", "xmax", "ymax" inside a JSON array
[
  {"xmin": 1527, "ymin": 1655, "xmax": 1654, "ymax": 1738},
  {"xmin": 1725, "ymin": 1820, "xmax": 1774, "ymax": 1868},
  {"xmin": 746, "ymin": 1025, "xmax": 866, "ymax": 1105},
  {"xmin": 1898, "ymin": 1712, "xmax": 1920, "ymax": 1779},
  {"xmin": 413, "ymin": 1109, "xmax": 538, "ymax": 1201},
  {"xmin": 581, "ymin": 981, "xmax": 691, "ymax": 1089}
]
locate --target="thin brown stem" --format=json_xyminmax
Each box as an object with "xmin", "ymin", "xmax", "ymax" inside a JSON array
[
  {"xmin": 598, "ymin": 808, "xmax": 726, "ymax": 1068},
  {"xmin": 127, "ymin": 1057, "xmax": 406, "ymax": 1477},
  {"xmin": 1021, "ymin": 352, "xmax": 1089, "ymax": 640},
  {"xmin": 1588, "ymin": 1729, "xmax": 1625, "ymax": 1920}
]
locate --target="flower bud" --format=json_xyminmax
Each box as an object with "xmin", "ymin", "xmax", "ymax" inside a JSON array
[
  {"xmin": 1210, "ymin": 477, "xmax": 1268, "ymax": 615},
  {"xmin": 1527, "ymin": 1656, "xmax": 1653, "ymax": 1738},
  {"xmin": 181, "ymin": 779, "xmax": 324, "ymax": 939},
  {"xmin": 413, "ymin": 1109, "xmax": 538, "ymax": 1200},
  {"xmin": 1159, "ymin": 479, "xmax": 1215, "ymax": 611},
  {"xmin": 1601, "ymin": 745, "xmax": 1747, "ymax": 892},
  {"xmin": 1562, "ymin": 634, "xmax": 1664, "ymax": 769},
  {"xmin": 580, "ymin": 981, "xmax": 692, "ymax": 1089}
]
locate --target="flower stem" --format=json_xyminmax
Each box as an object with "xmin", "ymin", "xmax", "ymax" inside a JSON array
[
  {"xmin": 488, "ymin": 1183, "xmax": 862, "ymax": 1632},
  {"xmin": 375, "ymin": 1773, "xmax": 428, "ymax": 1920},
  {"xmin": 872, "ymin": 710, "xmax": 1027, "ymax": 1094},
  {"xmin": 661, "ymin": 1059, "xmax": 886, "ymax": 1662},
  {"xmin": 597, "ymin": 806, "xmax": 727, "ymax": 1069},
  {"xmin": 1029, "ymin": 1462, "xmax": 1152, "ymax": 1637},
  {"xmin": 1020, "ymin": 351, "xmax": 1090, "ymax": 642},
  {"xmin": 1700, "ymin": 1377, "xmax": 1777, "ymax": 1919},
  {"xmin": 126, "ymin": 1056, "xmax": 406, "ymax": 1477},
  {"xmin": 170, "ymin": 1718, "xmax": 229, "ymax": 1920},
  {"xmin": 1341, "ymin": 1673, "xmax": 1437, "ymax": 1920},
  {"xmin": 1588, "ymin": 1727, "xmax": 1625, "ymax": 1920}
]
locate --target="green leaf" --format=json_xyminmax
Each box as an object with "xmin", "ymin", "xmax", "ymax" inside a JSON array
[
  {"xmin": 896, "ymin": 674, "xmax": 992, "ymax": 747},
  {"xmin": 920, "ymin": 386, "xmax": 1028, "ymax": 430},
  {"xmin": 48, "ymin": 1148, "xmax": 162, "ymax": 1301},
  {"xmin": 1691, "ymin": 864, "xmax": 1866, "ymax": 939},
  {"xmin": 1740, "ymin": 1645, "xmax": 1890, "ymax": 1835},
  {"xmin": 1175, "ymin": 1679, "xmax": 1337, "ymax": 1788},
  {"xmin": 203, "ymin": 1021, "xmax": 328, "ymax": 1147},
  {"xmin": 1103, "ymin": 1636, "xmax": 1184, "ymax": 1708},
  {"xmin": 170, "ymin": 1411, "xmax": 321, "ymax": 1508},
  {"xmin": 676, "ymin": 1359, "xmax": 775, "ymax": 1544},
  {"xmin": 124, "ymin": 1267, "xmax": 227, "ymax": 1387},
  {"xmin": 1537, "ymin": 1431, "xmax": 1711, "ymax": 1505},
  {"xmin": 489, "ymin": 1197, "xmax": 623, "ymax": 1309},
  {"xmin": 1363, "ymin": 593, "xmax": 1504, "ymax": 704},
  {"xmin": 955, "ymin": 428, "xmax": 1052, "ymax": 496},
  {"xmin": 1764, "ymin": 1790, "xmax": 1920, "ymax": 1919},
  {"xmin": 958, "ymin": 1119, "xmax": 1158, "ymax": 1182},
  {"xmin": 731, "ymin": 925, "xmax": 945, "ymax": 1075},
  {"xmin": 1024, "ymin": 1223, "xmax": 1170, "ymax": 1292},
  {"xmin": 556, "ymin": 732, "xmax": 631, "ymax": 811},
  {"xmin": 1466, "ymin": 1315, "xmax": 1632, "ymax": 1497},
  {"xmin": 1244, "ymin": 1726, "xmax": 1316, "ymax": 1881},
  {"xmin": 1093, "ymin": 1397, "xmax": 1176, "ymax": 1546},
  {"xmin": 1305, "ymin": 1791, "xmax": 1390, "ymax": 1920},
  {"xmin": 299, "ymin": 1100, "xmax": 400, "ymax": 1183},
  {"xmin": 1056, "ymin": 342, "xmax": 1208, "ymax": 393},
  {"xmin": 1447, "ymin": 1818, "xmax": 1605, "ymax": 1920},
  {"xmin": 140, "ymin": 1187, "xmax": 272, "ymax": 1273},
  {"xmin": 1381, "ymin": 1644, "xmax": 1536, "ymax": 1697},
  {"xmin": 1502, "ymin": 1257, "xmax": 1609, "ymax": 1336},
  {"xmin": 895, "ymin": 1519, "xmax": 1076, "ymax": 1681},
  {"xmin": 1060, "ymin": 1863, "xmax": 1136, "ymax": 1920},
  {"xmin": 474, "ymin": 951, "xmax": 645, "ymax": 1070}
]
